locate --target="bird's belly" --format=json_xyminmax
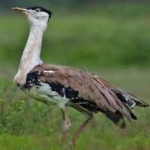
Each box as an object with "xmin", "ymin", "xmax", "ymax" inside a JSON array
[{"xmin": 22, "ymin": 82, "xmax": 69, "ymax": 108}]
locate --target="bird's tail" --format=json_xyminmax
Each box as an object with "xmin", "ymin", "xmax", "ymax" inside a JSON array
[
  {"xmin": 104, "ymin": 88, "xmax": 149, "ymax": 128},
  {"xmin": 112, "ymin": 88, "xmax": 149, "ymax": 108}
]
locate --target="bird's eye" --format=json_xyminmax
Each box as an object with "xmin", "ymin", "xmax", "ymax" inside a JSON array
[{"xmin": 35, "ymin": 8, "xmax": 41, "ymax": 12}]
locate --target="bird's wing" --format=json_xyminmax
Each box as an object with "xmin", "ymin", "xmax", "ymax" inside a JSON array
[{"xmin": 30, "ymin": 63, "xmax": 133, "ymax": 121}]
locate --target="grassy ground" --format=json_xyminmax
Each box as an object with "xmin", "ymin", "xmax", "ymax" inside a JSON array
[
  {"xmin": 0, "ymin": 4, "xmax": 150, "ymax": 150},
  {"xmin": 0, "ymin": 68, "xmax": 149, "ymax": 150}
]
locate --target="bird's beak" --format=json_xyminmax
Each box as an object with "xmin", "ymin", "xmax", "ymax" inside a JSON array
[{"xmin": 12, "ymin": 7, "xmax": 28, "ymax": 14}]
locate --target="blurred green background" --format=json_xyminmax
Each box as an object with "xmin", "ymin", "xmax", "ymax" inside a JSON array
[{"xmin": 0, "ymin": 1, "xmax": 150, "ymax": 150}]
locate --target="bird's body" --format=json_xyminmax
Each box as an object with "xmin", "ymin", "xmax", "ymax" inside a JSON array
[{"xmin": 13, "ymin": 6, "xmax": 149, "ymax": 145}]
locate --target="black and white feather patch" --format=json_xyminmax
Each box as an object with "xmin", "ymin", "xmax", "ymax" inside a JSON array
[
  {"xmin": 24, "ymin": 71, "xmax": 41, "ymax": 90},
  {"xmin": 23, "ymin": 70, "xmax": 98, "ymax": 112}
]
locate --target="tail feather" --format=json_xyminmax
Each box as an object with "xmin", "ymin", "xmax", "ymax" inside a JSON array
[
  {"xmin": 101, "ymin": 87, "xmax": 148, "ymax": 127},
  {"xmin": 112, "ymin": 88, "xmax": 149, "ymax": 108},
  {"xmin": 104, "ymin": 110, "xmax": 126, "ymax": 129},
  {"xmin": 127, "ymin": 92, "xmax": 149, "ymax": 107},
  {"xmin": 110, "ymin": 88, "xmax": 149, "ymax": 122}
]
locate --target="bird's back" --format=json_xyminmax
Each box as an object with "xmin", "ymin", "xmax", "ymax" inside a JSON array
[{"xmin": 20, "ymin": 63, "xmax": 149, "ymax": 128}]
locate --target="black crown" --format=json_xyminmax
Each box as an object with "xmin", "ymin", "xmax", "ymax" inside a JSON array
[{"xmin": 27, "ymin": 6, "xmax": 52, "ymax": 18}]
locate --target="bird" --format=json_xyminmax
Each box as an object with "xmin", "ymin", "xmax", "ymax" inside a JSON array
[{"xmin": 12, "ymin": 6, "xmax": 149, "ymax": 145}]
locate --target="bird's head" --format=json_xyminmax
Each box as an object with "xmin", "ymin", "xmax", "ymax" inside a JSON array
[{"xmin": 12, "ymin": 6, "xmax": 52, "ymax": 31}]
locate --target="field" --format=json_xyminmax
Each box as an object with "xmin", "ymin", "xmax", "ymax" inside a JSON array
[{"xmin": 0, "ymin": 4, "xmax": 150, "ymax": 150}]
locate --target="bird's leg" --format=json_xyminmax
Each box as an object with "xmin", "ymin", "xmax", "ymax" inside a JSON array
[
  {"xmin": 72, "ymin": 114, "xmax": 93, "ymax": 146},
  {"xmin": 61, "ymin": 107, "xmax": 71, "ymax": 143},
  {"xmin": 70, "ymin": 103, "xmax": 93, "ymax": 146}
]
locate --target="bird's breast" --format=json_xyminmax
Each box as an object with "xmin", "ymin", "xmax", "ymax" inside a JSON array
[
  {"xmin": 22, "ymin": 81, "xmax": 70, "ymax": 108},
  {"xmin": 19, "ymin": 71, "xmax": 69, "ymax": 108}
]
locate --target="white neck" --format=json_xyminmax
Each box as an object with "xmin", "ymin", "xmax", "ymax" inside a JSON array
[
  {"xmin": 20, "ymin": 26, "xmax": 43, "ymax": 69},
  {"xmin": 14, "ymin": 26, "xmax": 45, "ymax": 85}
]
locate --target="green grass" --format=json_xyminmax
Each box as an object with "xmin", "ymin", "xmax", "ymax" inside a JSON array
[
  {"xmin": 0, "ymin": 4, "xmax": 150, "ymax": 150},
  {"xmin": 0, "ymin": 129, "xmax": 149, "ymax": 150},
  {"xmin": 0, "ymin": 68, "xmax": 150, "ymax": 150}
]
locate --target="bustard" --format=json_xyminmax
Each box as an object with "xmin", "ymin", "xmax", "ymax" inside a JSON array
[{"xmin": 13, "ymin": 6, "xmax": 149, "ymax": 145}]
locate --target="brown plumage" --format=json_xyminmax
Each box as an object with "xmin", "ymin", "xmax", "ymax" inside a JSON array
[
  {"xmin": 12, "ymin": 6, "xmax": 149, "ymax": 146},
  {"xmin": 24, "ymin": 63, "xmax": 149, "ymax": 144}
]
